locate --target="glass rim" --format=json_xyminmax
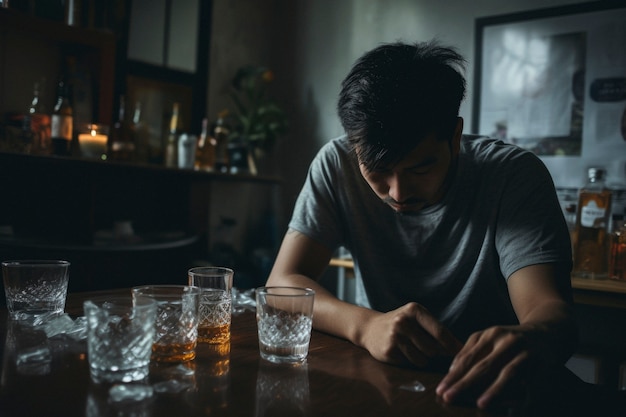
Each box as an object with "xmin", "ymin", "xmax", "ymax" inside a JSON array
[
  {"xmin": 188, "ymin": 266, "xmax": 234, "ymax": 276},
  {"xmin": 84, "ymin": 295, "xmax": 157, "ymax": 310},
  {"xmin": 2, "ymin": 260, "xmax": 70, "ymax": 267},
  {"xmin": 256, "ymin": 286, "xmax": 315, "ymax": 297},
  {"xmin": 131, "ymin": 284, "xmax": 201, "ymax": 295}
]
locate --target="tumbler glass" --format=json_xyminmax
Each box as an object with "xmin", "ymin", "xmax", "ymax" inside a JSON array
[
  {"xmin": 188, "ymin": 266, "xmax": 234, "ymax": 345},
  {"xmin": 132, "ymin": 285, "xmax": 201, "ymax": 362},
  {"xmin": 84, "ymin": 296, "xmax": 157, "ymax": 383},
  {"xmin": 2, "ymin": 260, "xmax": 70, "ymax": 322},
  {"xmin": 255, "ymin": 287, "xmax": 315, "ymax": 364}
]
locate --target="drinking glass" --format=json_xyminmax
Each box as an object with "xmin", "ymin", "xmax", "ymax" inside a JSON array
[
  {"xmin": 188, "ymin": 266, "xmax": 233, "ymax": 345},
  {"xmin": 84, "ymin": 296, "xmax": 157, "ymax": 383},
  {"xmin": 255, "ymin": 287, "xmax": 315, "ymax": 364},
  {"xmin": 132, "ymin": 285, "xmax": 201, "ymax": 362},
  {"xmin": 2, "ymin": 260, "xmax": 70, "ymax": 322}
]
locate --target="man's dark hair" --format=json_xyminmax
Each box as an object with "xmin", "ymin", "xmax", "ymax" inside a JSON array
[{"xmin": 337, "ymin": 40, "xmax": 466, "ymax": 171}]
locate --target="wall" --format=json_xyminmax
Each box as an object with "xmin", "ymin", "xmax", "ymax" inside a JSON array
[
  {"xmin": 207, "ymin": 0, "xmax": 598, "ymax": 235},
  {"xmin": 207, "ymin": 1, "xmax": 624, "ymax": 386}
]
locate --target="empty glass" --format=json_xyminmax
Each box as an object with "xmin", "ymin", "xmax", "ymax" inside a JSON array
[
  {"xmin": 84, "ymin": 296, "xmax": 157, "ymax": 383},
  {"xmin": 2, "ymin": 260, "xmax": 70, "ymax": 323},
  {"xmin": 255, "ymin": 287, "xmax": 315, "ymax": 364}
]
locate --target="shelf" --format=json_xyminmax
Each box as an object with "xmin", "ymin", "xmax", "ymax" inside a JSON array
[
  {"xmin": 571, "ymin": 277, "xmax": 626, "ymax": 294},
  {"xmin": 0, "ymin": 230, "xmax": 200, "ymax": 253},
  {"xmin": 0, "ymin": 7, "xmax": 115, "ymax": 48},
  {"xmin": 0, "ymin": 151, "xmax": 283, "ymax": 185},
  {"xmin": 0, "ymin": 150, "xmax": 282, "ymax": 292},
  {"xmin": 0, "ymin": 7, "xmax": 116, "ymax": 124}
]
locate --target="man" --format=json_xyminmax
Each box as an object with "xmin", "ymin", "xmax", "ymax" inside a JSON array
[{"xmin": 267, "ymin": 41, "xmax": 577, "ymax": 410}]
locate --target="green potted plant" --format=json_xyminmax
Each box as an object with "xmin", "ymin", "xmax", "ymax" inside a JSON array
[{"xmin": 227, "ymin": 65, "xmax": 288, "ymax": 174}]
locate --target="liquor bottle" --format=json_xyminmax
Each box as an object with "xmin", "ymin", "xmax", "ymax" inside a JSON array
[
  {"xmin": 164, "ymin": 102, "xmax": 180, "ymax": 168},
  {"xmin": 573, "ymin": 167, "xmax": 612, "ymax": 279},
  {"xmin": 213, "ymin": 110, "xmax": 230, "ymax": 173},
  {"xmin": 27, "ymin": 81, "xmax": 52, "ymax": 155},
  {"xmin": 108, "ymin": 95, "xmax": 136, "ymax": 162},
  {"xmin": 131, "ymin": 100, "xmax": 150, "ymax": 164},
  {"xmin": 609, "ymin": 212, "xmax": 626, "ymax": 281},
  {"xmin": 50, "ymin": 79, "xmax": 73, "ymax": 156},
  {"xmin": 194, "ymin": 117, "xmax": 216, "ymax": 171}
]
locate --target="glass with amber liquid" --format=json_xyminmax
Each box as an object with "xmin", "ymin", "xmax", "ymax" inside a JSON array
[
  {"xmin": 188, "ymin": 267, "xmax": 234, "ymax": 347},
  {"xmin": 609, "ymin": 213, "xmax": 626, "ymax": 281},
  {"xmin": 132, "ymin": 285, "xmax": 201, "ymax": 363},
  {"xmin": 573, "ymin": 168, "xmax": 612, "ymax": 279}
]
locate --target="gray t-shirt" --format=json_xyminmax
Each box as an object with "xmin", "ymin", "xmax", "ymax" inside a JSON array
[{"xmin": 289, "ymin": 135, "xmax": 572, "ymax": 340}]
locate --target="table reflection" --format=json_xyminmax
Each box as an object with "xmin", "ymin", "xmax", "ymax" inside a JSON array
[
  {"xmin": 186, "ymin": 342, "xmax": 231, "ymax": 413},
  {"xmin": 86, "ymin": 383, "xmax": 155, "ymax": 417},
  {"xmin": 2, "ymin": 320, "xmax": 52, "ymax": 377},
  {"xmin": 255, "ymin": 360, "xmax": 310, "ymax": 417}
]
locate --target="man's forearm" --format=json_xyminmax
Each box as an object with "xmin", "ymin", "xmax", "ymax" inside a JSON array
[
  {"xmin": 266, "ymin": 272, "xmax": 378, "ymax": 345},
  {"xmin": 518, "ymin": 300, "xmax": 578, "ymax": 365}
]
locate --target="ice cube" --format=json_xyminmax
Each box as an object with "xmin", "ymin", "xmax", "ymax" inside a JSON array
[{"xmin": 41, "ymin": 314, "xmax": 75, "ymax": 337}]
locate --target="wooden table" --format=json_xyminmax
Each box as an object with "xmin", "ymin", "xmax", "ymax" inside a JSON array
[{"xmin": 1, "ymin": 289, "xmax": 624, "ymax": 417}]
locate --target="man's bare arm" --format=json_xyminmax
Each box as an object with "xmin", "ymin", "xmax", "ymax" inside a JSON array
[
  {"xmin": 267, "ymin": 229, "xmax": 379, "ymax": 344},
  {"xmin": 267, "ymin": 229, "xmax": 461, "ymax": 364},
  {"xmin": 437, "ymin": 263, "xmax": 577, "ymax": 409}
]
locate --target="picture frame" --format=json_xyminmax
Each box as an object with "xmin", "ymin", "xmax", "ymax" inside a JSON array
[{"xmin": 473, "ymin": 1, "xmax": 626, "ymax": 189}]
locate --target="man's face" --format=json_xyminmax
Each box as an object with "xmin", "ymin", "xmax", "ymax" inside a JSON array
[{"xmin": 358, "ymin": 123, "xmax": 462, "ymax": 213}]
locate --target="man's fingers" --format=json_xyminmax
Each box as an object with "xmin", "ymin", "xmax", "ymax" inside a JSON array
[
  {"xmin": 476, "ymin": 352, "xmax": 529, "ymax": 409},
  {"xmin": 408, "ymin": 303, "xmax": 463, "ymax": 356},
  {"xmin": 380, "ymin": 303, "xmax": 461, "ymax": 368},
  {"xmin": 439, "ymin": 330, "xmax": 530, "ymax": 408},
  {"xmin": 395, "ymin": 334, "xmax": 430, "ymax": 367}
]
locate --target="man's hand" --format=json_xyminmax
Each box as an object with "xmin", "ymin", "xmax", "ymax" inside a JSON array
[
  {"xmin": 359, "ymin": 302, "xmax": 463, "ymax": 367},
  {"xmin": 436, "ymin": 325, "xmax": 536, "ymax": 409},
  {"xmin": 436, "ymin": 264, "xmax": 577, "ymax": 410}
]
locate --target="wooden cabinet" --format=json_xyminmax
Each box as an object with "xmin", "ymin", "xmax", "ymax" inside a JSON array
[
  {"xmin": 0, "ymin": 7, "xmax": 116, "ymax": 127},
  {"xmin": 0, "ymin": 152, "xmax": 281, "ymax": 292}
]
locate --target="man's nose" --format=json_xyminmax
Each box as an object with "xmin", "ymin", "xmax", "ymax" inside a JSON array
[{"xmin": 387, "ymin": 173, "xmax": 410, "ymax": 203}]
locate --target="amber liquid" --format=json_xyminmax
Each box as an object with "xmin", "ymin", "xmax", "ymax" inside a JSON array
[
  {"xmin": 152, "ymin": 341, "xmax": 197, "ymax": 362},
  {"xmin": 198, "ymin": 322, "xmax": 230, "ymax": 344},
  {"xmin": 206, "ymin": 358, "xmax": 230, "ymax": 377},
  {"xmin": 194, "ymin": 120, "xmax": 216, "ymax": 171},
  {"xmin": 609, "ymin": 229, "xmax": 626, "ymax": 281},
  {"xmin": 573, "ymin": 189, "xmax": 612, "ymax": 279}
]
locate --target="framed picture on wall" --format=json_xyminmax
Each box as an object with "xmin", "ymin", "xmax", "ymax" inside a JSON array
[{"xmin": 473, "ymin": 1, "xmax": 626, "ymax": 189}]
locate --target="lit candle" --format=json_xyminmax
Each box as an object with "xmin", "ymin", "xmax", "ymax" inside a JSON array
[{"xmin": 79, "ymin": 125, "xmax": 108, "ymax": 159}]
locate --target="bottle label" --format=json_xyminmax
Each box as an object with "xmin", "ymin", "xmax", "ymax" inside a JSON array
[
  {"xmin": 51, "ymin": 115, "xmax": 73, "ymax": 140},
  {"xmin": 580, "ymin": 201, "xmax": 606, "ymax": 228}
]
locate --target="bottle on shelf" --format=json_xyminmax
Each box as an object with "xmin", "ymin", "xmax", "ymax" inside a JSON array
[
  {"xmin": 50, "ymin": 78, "xmax": 73, "ymax": 156},
  {"xmin": 213, "ymin": 110, "xmax": 230, "ymax": 173},
  {"xmin": 573, "ymin": 167, "xmax": 612, "ymax": 279},
  {"xmin": 131, "ymin": 100, "xmax": 150, "ymax": 164},
  {"xmin": 108, "ymin": 95, "xmax": 136, "ymax": 162},
  {"xmin": 177, "ymin": 132, "xmax": 197, "ymax": 169},
  {"xmin": 194, "ymin": 117, "xmax": 216, "ymax": 171},
  {"xmin": 609, "ymin": 211, "xmax": 626, "ymax": 281},
  {"xmin": 164, "ymin": 102, "xmax": 180, "ymax": 168},
  {"xmin": 27, "ymin": 81, "xmax": 52, "ymax": 155}
]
